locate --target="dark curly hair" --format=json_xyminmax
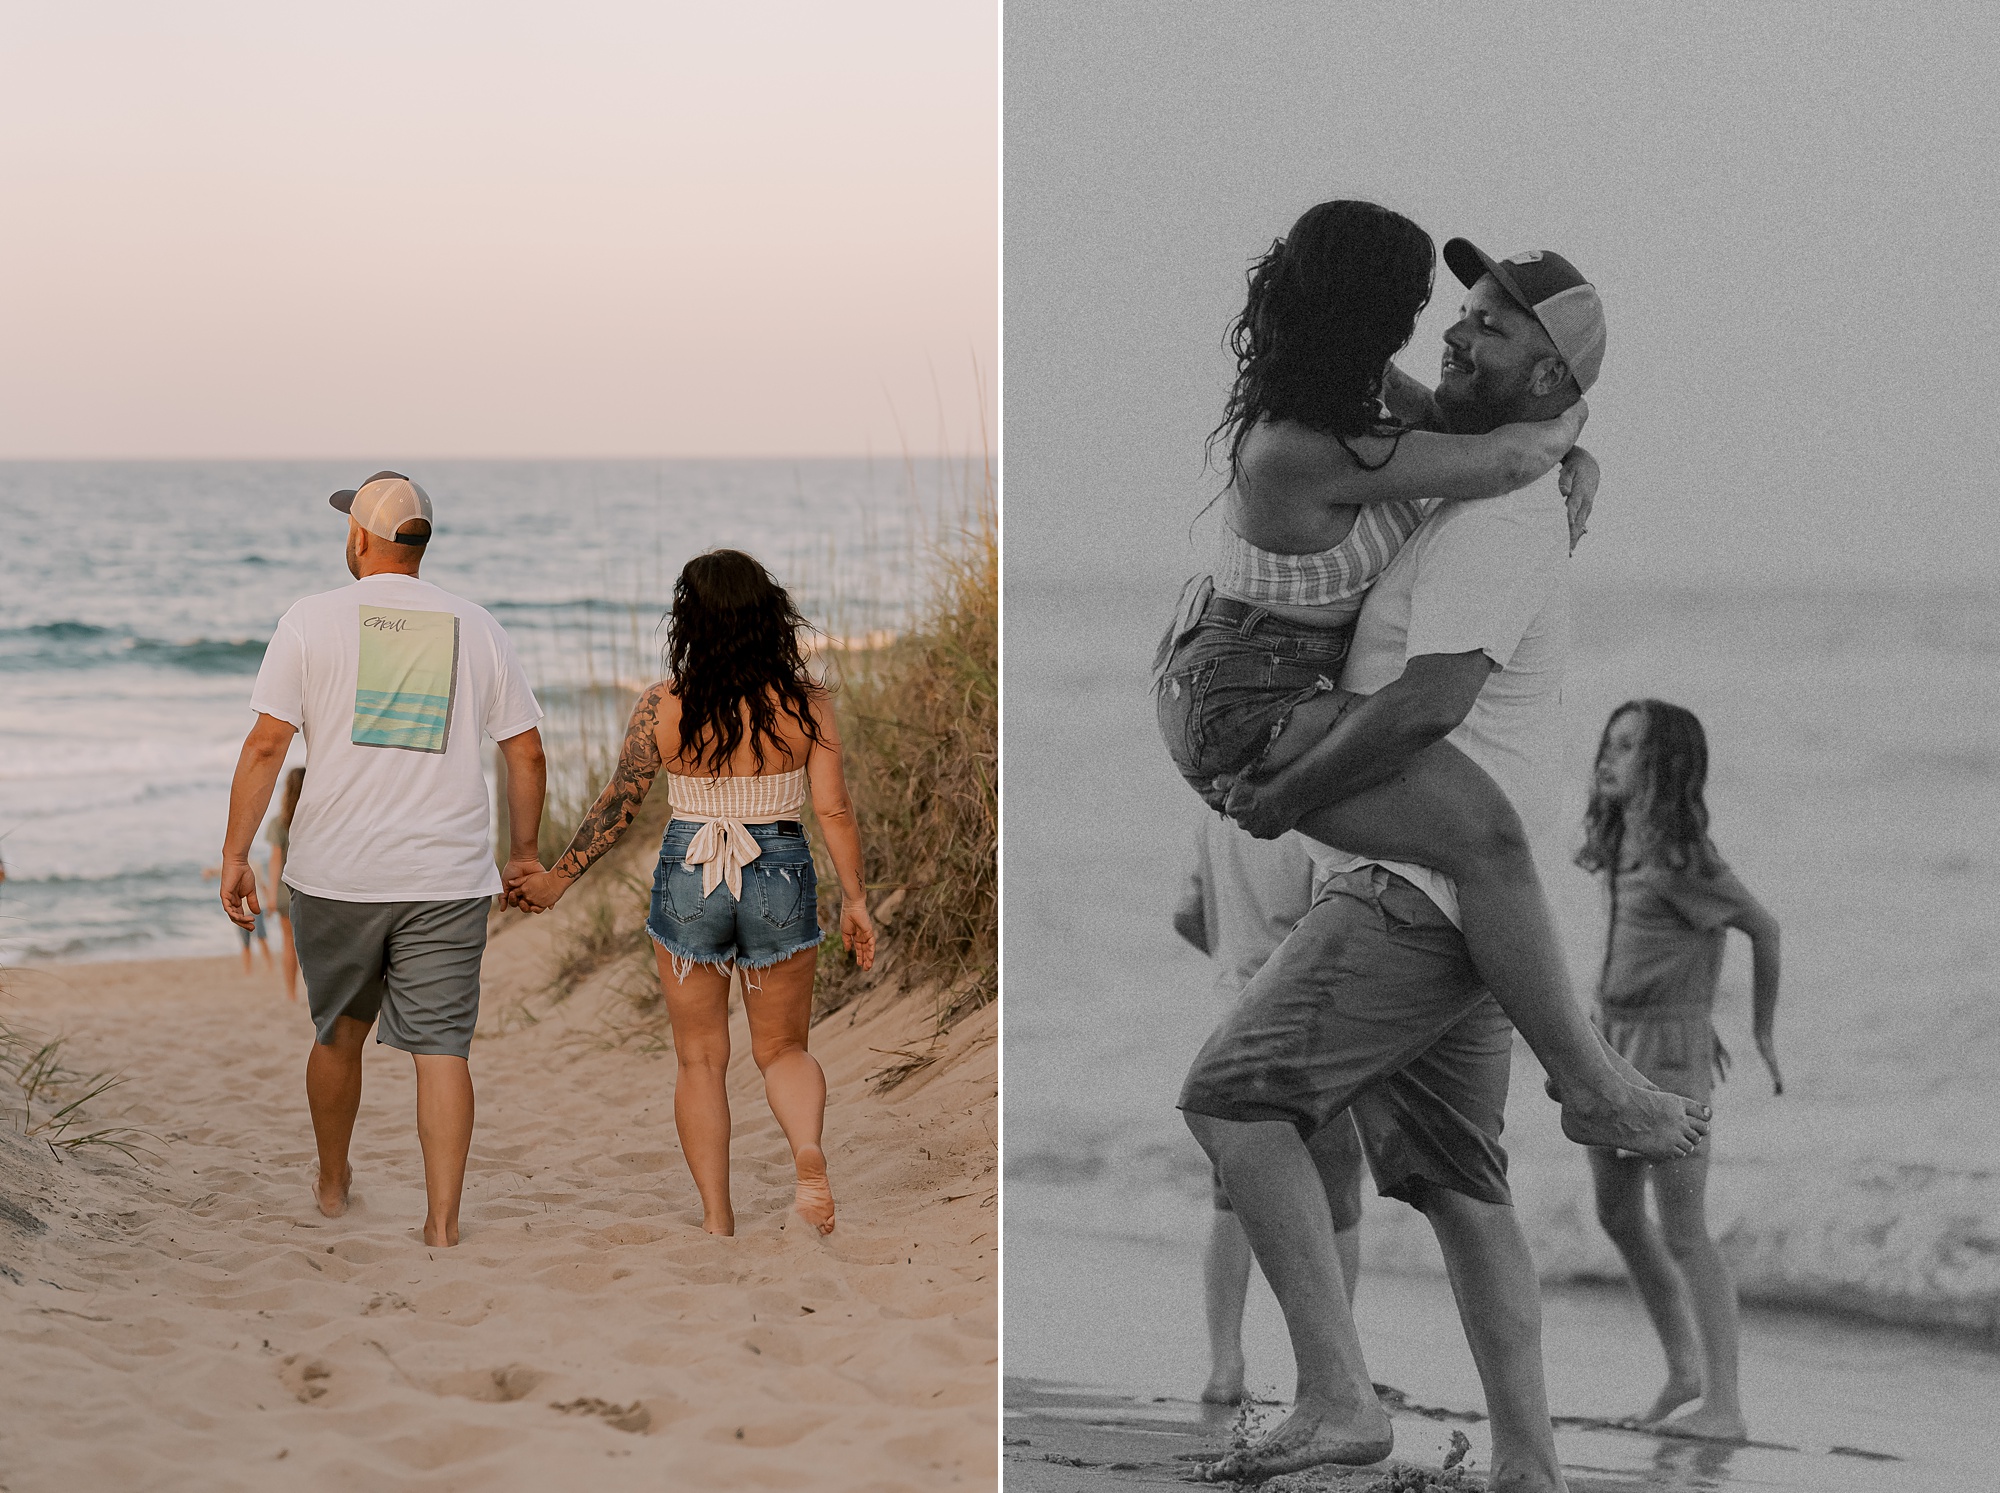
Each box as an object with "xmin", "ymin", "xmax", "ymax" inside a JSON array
[
  {"xmin": 665, "ymin": 549, "xmax": 826, "ymax": 775},
  {"xmin": 1207, "ymin": 199, "xmax": 1437, "ymax": 489},
  {"xmin": 1576, "ymin": 699, "xmax": 1720, "ymax": 879}
]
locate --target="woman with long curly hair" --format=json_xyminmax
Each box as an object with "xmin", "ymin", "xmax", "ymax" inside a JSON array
[
  {"xmin": 1163, "ymin": 198, "xmax": 1702, "ymax": 1162},
  {"xmin": 510, "ymin": 550, "xmax": 875, "ymax": 1236}
]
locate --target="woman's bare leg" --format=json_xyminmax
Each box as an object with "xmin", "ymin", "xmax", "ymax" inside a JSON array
[
  {"xmin": 1262, "ymin": 698, "xmax": 1705, "ymax": 1158},
  {"xmin": 657, "ymin": 947, "xmax": 737, "ymax": 1234},
  {"xmin": 741, "ymin": 947, "xmax": 835, "ymax": 1234}
]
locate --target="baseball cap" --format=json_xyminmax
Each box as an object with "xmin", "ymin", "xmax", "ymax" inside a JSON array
[
  {"xmin": 1442, "ymin": 239, "xmax": 1606, "ymax": 394},
  {"xmin": 329, "ymin": 471, "xmax": 433, "ymax": 545}
]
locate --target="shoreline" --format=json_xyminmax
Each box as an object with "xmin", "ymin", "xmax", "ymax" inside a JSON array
[{"xmin": 1003, "ymin": 1214, "xmax": 2000, "ymax": 1492}]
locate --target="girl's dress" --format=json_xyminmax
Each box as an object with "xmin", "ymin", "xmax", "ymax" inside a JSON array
[{"xmin": 1595, "ymin": 853, "xmax": 1762, "ymax": 1127}]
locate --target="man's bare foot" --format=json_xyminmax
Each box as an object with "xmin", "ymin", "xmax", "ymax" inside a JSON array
[
  {"xmin": 422, "ymin": 1217, "xmax": 460, "ymax": 1247},
  {"xmin": 1559, "ymin": 1081, "xmax": 1707, "ymax": 1160},
  {"xmin": 793, "ymin": 1145, "xmax": 835, "ymax": 1235},
  {"xmin": 1200, "ymin": 1397, "xmax": 1392, "ymax": 1483},
  {"xmin": 1200, "ymin": 1356, "xmax": 1246, "ymax": 1405},
  {"xmin": 313, "ymin": 1167, "xmax": 351, "ymax": 1219},
  {"xmin": 702, "ymin": 1210, "xmax": 735, "ymax": 1237},
  {"xmin": 1651, "ymin": 1403, "xmax": 1747, "ymax": 1443},
  {"xmin": 1632, "ymin": 1375, "xmax": 1703, "ymax": 1426}
]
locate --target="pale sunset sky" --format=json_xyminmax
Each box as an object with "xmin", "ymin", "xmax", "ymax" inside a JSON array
[{"xmin": 0, "ymin": 2, "xmax": 996, "ymax": 458}]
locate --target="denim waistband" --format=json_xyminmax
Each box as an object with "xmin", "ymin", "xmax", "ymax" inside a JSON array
[
  {"xmin": 1200, "ymin": 593, "xmax": 1354, "ymax": 641},
  {"xmin": 664, "ymin": 818, "xmax": 804, "ymax": 839}
]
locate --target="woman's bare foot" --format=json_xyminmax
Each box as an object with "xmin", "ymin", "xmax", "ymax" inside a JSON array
[
  {"xmin": 1200, "ymin": 1397, "xmax": 1392, "ymax": 1482},
  {"xmin": 702, "ymin": 1209, "xmax": 735, "ymax": 1237},
  {"xmin": 792, "ymin": 1145, "xmax": 836, "ymax": 1235},
  {"xmin": 1630, "ymin": 1375, "xmax": 1702, "ymax": 1425},
  {"xmin": 1200, "ymin": 1355, "xmax": 1246, "ymax": 1405},
  {"xmin": 1652, "ymin": 1403, "xmax": 1747, "ymax": 1443},
  {"xmin": 421, "ymin": 1217, "xmax": 460, "ymax": 1248},
  {"xmin": 312, "ymin": 1166, "xmax": 351, "ymax": 1218},
  {"xmin": 1559, "ymin": 1081, "xmax": 1707, "ymax": 1160}
]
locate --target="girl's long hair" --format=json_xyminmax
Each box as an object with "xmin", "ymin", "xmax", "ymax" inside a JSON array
[
  {"xmin": 279, "ymin": 766, "xmax": 306, "ymax": 828},
  {"xmin": 1576, "ymin": 699, "xmax": 1719, "ymax": 878},
  {"xmin": 665, "ymin": 549, "xmax": 825, "ymax": 774},
  {"xmin": 1206, "ymin": 198, "xmax": 1437, "ymax": 491}
]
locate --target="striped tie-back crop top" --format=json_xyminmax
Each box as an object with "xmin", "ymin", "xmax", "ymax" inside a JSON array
[
  {"xmin": 666, "ymin": 767, "xmax": 808, "ymax": 900},
  {"xmin": 1213, "ymin": 499, "xmax": 1427, "ymax": 612}
]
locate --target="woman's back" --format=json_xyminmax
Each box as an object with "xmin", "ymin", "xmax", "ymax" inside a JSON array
[{"xmin": 655, "ymin": 684, "xmax": 818, "ymax": 780}]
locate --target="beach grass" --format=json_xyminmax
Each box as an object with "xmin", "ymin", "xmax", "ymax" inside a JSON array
[
  {"xmin": 808, "ymin": 444, "xmax": 997, "ymax": 1034},
  {"xmin": 0, "ymin": 1012, "xmax": 154, "ymax": 1160}
]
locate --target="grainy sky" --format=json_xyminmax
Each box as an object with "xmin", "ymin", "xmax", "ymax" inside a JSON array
[
  {"xmin": 1006, "ymin": 0, "xmax": 2000, "ymax": 586},
  {"xmin": 0, "ymin": 1, "xmax": 996, "ymax": 458}
]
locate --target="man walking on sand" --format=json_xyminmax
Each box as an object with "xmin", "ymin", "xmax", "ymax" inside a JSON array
[
  {"xmin": 218, "ymin": 473, "xmax": 548, "ymax": 1248},
  {"xmin": 1187, "ymin": 243, "xmax": 1682, "ymax": 1491}
]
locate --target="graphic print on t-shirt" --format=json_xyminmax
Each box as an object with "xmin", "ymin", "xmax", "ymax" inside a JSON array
[{"xmin": 353, "ymin": 607, "xmax": 460, "ymax": 752}]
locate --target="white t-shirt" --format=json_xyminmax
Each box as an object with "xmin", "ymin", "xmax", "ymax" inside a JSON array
[
  {"xmin": 1304, "ymin": 467, "xmax": 1572, "ymax": 926},
  {"xmin": 249, "ymin": 574, "xmax": 543, "ymax": 902}
]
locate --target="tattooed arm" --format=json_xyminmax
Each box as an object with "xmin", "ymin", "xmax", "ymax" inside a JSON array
[{"xmin": 509, "ymin": 684, "xmax": 665, "ymax": 913}]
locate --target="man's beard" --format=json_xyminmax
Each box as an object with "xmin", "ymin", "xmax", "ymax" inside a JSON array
[
  {"xmin": 345, "ymin": 534, "xmax": 362, "ymax": 578},
  {"xmin": 1436, "ymin": 372, "xmax": 1532, "ymax": 435}
]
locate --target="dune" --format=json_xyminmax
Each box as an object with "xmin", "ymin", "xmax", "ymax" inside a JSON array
[{"xmin": 0, "ymin": 899, "xmax": 996, "ymax": 1490}]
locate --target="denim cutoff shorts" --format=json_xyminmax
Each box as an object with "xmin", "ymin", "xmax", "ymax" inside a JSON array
[
  {"xmin": 646, "ymin": 818, "xmax": 825, "ymax": 973},
  {"xmin": 1153, "ymin": 575, "xmax": 1357, "ymax": 812}
]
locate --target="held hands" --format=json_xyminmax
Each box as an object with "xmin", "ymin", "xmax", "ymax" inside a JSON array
[
  {"xmin": 840, "ymin": 900, "xmax": 877, "ymax": 971},
  {"xmin": 217, "ymin": 859, "xmax": 262, "ymax": 929},
  {"xmin": 1216, "ymin": 773, "xmax": 1295, "ymax": 840},
  {"xmin": 502, "ymin": 857, "xmax": 565, "ymax": 914}
]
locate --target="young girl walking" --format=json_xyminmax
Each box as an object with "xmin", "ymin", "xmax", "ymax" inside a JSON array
[{"xmin": 1578, "ymin": 699, "xmax": 1784, "ymax": 1441}]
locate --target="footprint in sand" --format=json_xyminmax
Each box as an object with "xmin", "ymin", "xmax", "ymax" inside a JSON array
[
  {"xmin": 277, "ymin": 1355, "xmax": 333, "ymax": 1402},
  {"xmin": 432, "ymin": 1364, "xmax": 545, "ymax": 1403},
  {"xmin": 551, "ymin": 1396, "xmax": 652, "ymax": 1434}
]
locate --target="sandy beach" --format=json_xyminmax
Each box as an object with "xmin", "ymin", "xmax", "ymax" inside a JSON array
[
  {"xmin": 0, "ymin": 901, "xmax": 997, "ymax": 1490},
  {"xmin": 1004, "ymin": 1209, "xmax": 2000, "ymax": 1491}
]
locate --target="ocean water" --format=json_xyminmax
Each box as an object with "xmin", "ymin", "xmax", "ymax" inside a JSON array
[
  {"xmin": 0, "ymin": 459, "xmax": 944, "ymax": 964},
  {"xmin": 1005, "ymin": 574, "xmax": 2000, "ymax": 1337}
]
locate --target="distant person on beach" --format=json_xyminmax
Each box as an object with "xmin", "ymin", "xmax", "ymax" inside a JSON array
[
  {"xmin": 1153, "ymin": 200, "xmax": 1701, "ymax": 1160},
  {"xmin": 1173, "ymin": 812, "xmax": 1363, "ymax": 1405},
  {"xmin": 218, "ymin": 472, "xmax": 549, "ymax": 1249},
  {"xmin": 1578, "ymin": 700, "xmax": 1782, "ymax": 1443},
  {"xmin": 203, "ymin": 862, "xmax": 275, "ymax": 976},
  {"xmin": 509, "ymin": 549, "xmax": 876, "ymax": 1238},
  {"xmin": 1181, "ymin": 230, "xmax": 1704, "ymax": 1491},
  {"xmin": 267, "ymin": 766, "xmax": 306, "ymax": 1002}
]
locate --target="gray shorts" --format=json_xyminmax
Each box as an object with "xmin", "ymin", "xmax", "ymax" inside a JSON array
[
  {"xmin": 291, "ymin": 890, "xmax": 489, "ymax": 1059},
  {"xmin": 1180, "ymin": 865, "xmax": 1515, "ymax": 1210}
]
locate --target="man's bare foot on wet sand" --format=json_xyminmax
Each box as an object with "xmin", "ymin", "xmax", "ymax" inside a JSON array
[
  {"xmin": 313, "ymin": 1167, "xmax": 351, "ymax": 1218},
  {"xmin": 1651, "ymin": 1403, "xmax": 1748, "ymax": 1443},
  {"xmin": 792, "ymin": 1145, "xmax": 836, "ymax": 1235},
  {"xmin": 1558, "ymin": 1079, "xmax": 1707, "ymax": 1160},
  {"xmin": 1200, "ymin": 1396, "xmax": 1392, "ymax": 1483}
]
